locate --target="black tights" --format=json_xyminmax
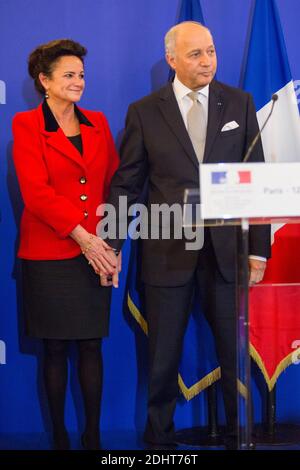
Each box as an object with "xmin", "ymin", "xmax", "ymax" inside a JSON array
[{"xmin": 43, "ymin": 338, "xmax": 103, "ymax": 450}]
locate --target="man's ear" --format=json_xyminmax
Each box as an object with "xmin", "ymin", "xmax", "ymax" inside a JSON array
[{"xmin": 165, "ymin": 53, "xmax": 176, "ymax": 71}]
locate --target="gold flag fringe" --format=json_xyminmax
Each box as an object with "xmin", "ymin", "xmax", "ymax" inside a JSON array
[
  {"xmin": 128, "ymin": 292, "xmax": 221, "ymax": 400},
  {"xmin": 178, "ymin": 368, "xmax": 221, "ymax": 401},
  {"xmin": 250, "ymin": 343, "xmax": 300, "ymax": 391},
  {"xmin": 237, "ymin": 380, "xmax": 248, "ymax": 399},
  {"xmin": 128, "ymin": 293, "xmax": 298, "ymax": 399}
]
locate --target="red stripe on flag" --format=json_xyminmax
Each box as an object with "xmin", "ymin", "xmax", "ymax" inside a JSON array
[{"xmin": 238, "ymin": 170, "xmax": 251, "ymax": 183}]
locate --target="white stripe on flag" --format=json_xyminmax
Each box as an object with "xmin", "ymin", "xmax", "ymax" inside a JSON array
[
  {"xmin": 256, "ymin": 81, "xmax": 300, "ymax": 242},
  {"xmin": 257, "ymin": 80, "xmax": 300, "ymax": 163}
]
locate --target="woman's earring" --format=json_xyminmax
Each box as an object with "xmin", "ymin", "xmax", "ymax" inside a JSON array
[{"xmin": 45, "ymin": 90, "xmax": 49, "ymax": 99}]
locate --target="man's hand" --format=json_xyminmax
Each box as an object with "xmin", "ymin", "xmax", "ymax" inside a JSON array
[
  {"xmin": 248, "ymin": 259, "xmax": 267, "ymax": 287},
  {"xmin": 100, "ymin": 251, "xmax": 122, "ymax": 288}
]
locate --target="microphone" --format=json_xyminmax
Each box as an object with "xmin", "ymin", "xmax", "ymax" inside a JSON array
[{"xmin": 242, "ymin": 93, "xmax": 278, "ymax": 163}]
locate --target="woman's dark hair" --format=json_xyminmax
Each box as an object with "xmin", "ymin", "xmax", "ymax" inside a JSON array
[{"xmin": 28, "ymin": 39, "xmax": 87, "ymax": 94}]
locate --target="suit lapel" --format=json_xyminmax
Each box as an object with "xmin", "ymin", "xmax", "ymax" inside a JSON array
[
  {"xmin": 157, "ymin": 81, "xmax": 226, "ymax": 168},
  {"xmin": 41, "ymin": 127, "xmax": 86, "ymax": 168},
  {"xmin": 80, "ymin": 123, "xmax": 101, "ymax": 165},
  {"xmin": 203, "ymin": 80, "xmax": 225, "ymax": 162},
  {"xmin": 38, "ymin": 101, "xmax": 99, "ymax": 169},
  {"xmin": 157, "ymin": 84, "xmax": 199, "ymax": 169}
]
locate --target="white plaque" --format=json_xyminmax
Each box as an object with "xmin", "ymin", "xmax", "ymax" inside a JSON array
[{"xmin": 200, "ymin": 162, "xmax": 300, "ymax": 219}]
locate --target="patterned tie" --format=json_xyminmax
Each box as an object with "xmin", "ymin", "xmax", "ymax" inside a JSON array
[{"xmin": 187, "ymin": 91, "xmax": 206, "ymax": 162}]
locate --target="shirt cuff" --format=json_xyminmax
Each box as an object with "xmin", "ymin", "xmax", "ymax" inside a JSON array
[{"xmin": 248, "ymin": 255, "xmax": 267, "ymax": 262}]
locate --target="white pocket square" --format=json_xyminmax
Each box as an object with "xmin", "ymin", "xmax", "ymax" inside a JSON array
[{"xmin": 221, "ymin": 121, "xmax": 240, "ymax": 132}]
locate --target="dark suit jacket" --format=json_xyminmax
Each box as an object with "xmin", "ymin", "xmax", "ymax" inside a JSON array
[
  {"xmin": 13, "ymin": 100, "xmax": 119, "ymax": 260},
  {"xmin": 108, "ymin": 80, "xmax": 271, "ymax": 285}
]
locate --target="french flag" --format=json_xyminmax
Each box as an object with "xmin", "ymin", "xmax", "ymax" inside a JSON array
[{"xmin": 243, "ymin": 0, "xmax": 300, "ymax": 389}]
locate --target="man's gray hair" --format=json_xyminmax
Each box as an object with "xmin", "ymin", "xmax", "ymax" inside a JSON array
[{"xmin": 164, "ymin": 21, "xmax": 210, "ymax": 57}]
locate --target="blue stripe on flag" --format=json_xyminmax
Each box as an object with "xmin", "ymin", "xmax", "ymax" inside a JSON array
[
  {"xmin": 211, "ymin": 171, "xmax": 227, "ymax": 184},
  {"xmin": 243, "ymin": 0, "xmax": 292, "ymax": 110},
  {"xmin": 178, "ymin": 0, "xmax": 204, "ymax": 22}
]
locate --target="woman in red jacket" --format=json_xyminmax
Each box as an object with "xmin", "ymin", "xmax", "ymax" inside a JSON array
[{"xmin": 12, "ymin": 39, "xmax": 120, "ymax": 450}]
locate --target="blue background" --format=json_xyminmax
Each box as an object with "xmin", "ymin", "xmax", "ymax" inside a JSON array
[{"xmin": 1, "ymin": 0, "xmax": 300, "ymax": 443}]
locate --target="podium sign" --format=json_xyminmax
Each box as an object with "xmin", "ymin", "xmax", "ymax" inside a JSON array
[
  {"xmin": 199, "ymin": 161, "xmax": 300, "ymax": 449},
  {"xmin": 200, "ymin": 162, "xmax": 300, "ymax": 219},
  {"xmin": 183, "ymin": 162, "xmax": 300, "ymax": 449}
]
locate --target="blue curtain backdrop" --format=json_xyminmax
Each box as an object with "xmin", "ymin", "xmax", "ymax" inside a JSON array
[{"xmin": 1, "ymin": 0, "xmax": 300, "ymax": 438}]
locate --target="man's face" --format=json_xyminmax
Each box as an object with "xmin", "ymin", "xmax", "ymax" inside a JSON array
[{"xmin": 167, "ymin": 24, "xmax": 217, "ymax": 90}]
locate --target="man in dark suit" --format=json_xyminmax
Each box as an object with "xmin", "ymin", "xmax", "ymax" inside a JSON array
[{"xmin": 105, "ymin": 21, "xmax": 270, "ymax": 445}]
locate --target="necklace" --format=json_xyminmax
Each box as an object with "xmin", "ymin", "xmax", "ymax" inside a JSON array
[{"xmin": 51, "ymin": 107, "xmax": 80, "ymax": 134}]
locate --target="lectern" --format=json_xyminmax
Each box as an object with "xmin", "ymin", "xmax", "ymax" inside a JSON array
[{"xmin": 182, "ymin": 161, "xmax": 300, "ymax": 450}]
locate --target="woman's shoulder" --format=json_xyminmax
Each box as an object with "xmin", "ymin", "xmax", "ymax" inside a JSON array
[
  {"xmin": 13, "ymin": 105, "xmax": 40, "ymax": 127},
  {"xmin": 78, "ymin": 106, "xmax": 107, "ymax": 125}
]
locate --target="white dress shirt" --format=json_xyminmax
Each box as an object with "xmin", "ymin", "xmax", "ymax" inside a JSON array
[
  {"xmin": 172, "ymin": 74, "xmax": 209, "ymax": 130},
  {"xmin": 172, "ymin": 75, "xmax": 266, "ymax": 264}
]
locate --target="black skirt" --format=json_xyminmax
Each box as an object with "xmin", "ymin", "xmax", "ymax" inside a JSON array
[{"xmin": 22, "ymin": 255, "xmax": 112, "ymax": 339}]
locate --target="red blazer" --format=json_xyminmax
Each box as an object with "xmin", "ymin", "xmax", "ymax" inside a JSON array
[{"xmin": 13, "ymin": 101, "xmax": 119, "ymax": 260}]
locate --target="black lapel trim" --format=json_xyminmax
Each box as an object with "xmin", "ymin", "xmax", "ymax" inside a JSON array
[
  {"xmin": 42, "ymin": 100, "xmax": 94, "ymax": 132},
  {"xmin": 74, "ymin": 105, "xmax": 94, "ymax": 127},
  {"xmin": 42, "ymin": 100, "xmax": 59, "ymax": 132}
]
